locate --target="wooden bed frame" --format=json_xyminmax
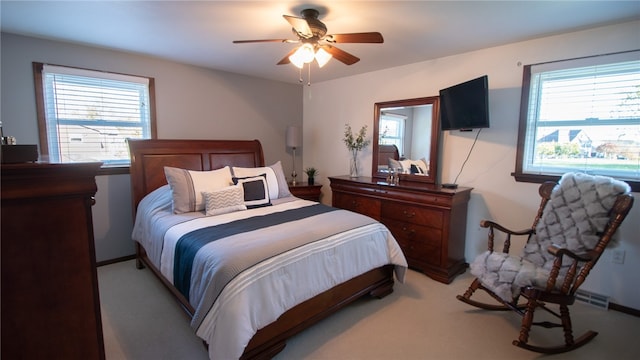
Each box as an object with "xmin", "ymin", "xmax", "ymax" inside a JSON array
[
  {"xmin": 378, "ymin": 144, "xmax": 400, "ymax": 168},
  {"xmin": 127, "ymin": 139, "xmax": 396, "ymax": 360}
]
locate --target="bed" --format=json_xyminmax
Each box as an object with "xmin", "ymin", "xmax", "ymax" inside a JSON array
[
  {"xmin": 377, "ymin": 144, "xmax": 400, "ymax": 171},
  {"xmin": 127, "ymin": 139, "xmax": 407, "ymax": 360}
]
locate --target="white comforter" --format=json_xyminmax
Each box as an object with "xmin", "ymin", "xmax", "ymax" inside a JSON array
[{"xmin": 132, "ymin": 186, "xmax": 407, "ymax": 360}]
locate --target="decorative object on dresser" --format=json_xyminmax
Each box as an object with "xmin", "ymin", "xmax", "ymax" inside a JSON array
[
  {"xmin": 1, "ymin": 162, "xmax": 105, "ymax": 359},
  {"xmin": 1, "ymin": 144, "xmax": 39, "ymax": 163},
  {"xmin": 330, "ymin": 175, "xmax": 471, "ymax": 284},
  {"xmin": 286, "ymin": 125, "xmax": 301, "ymax": 185},
  {"xmin": 289, "ymin": 181, "xmax": 323, "ymax": 202},
  {"xmin": 343, "ymin": 124, "xmax": 371, "ymax": 178}
]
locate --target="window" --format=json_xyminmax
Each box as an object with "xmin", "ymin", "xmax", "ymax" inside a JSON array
[
  {"xmin": 34, "ymin": 63, "xmax": 156, "ymax": 170},
  {"xmin": 514, "ymin": 51, "xmax": 640, "ymax": 191},
  {"xmin": 379, "ymin": 113, "xmax": 406, "ymax": 156}
]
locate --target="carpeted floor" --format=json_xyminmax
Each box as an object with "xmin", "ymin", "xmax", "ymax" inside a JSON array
[{"xmin": 98, "ymin": 260, "xmax": 640, "ymax": 360}]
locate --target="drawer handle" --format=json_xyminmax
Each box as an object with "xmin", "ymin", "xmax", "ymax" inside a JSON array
[
  {"xmin": 402, "ymin": 210, "xmax": 416, "ymax": 218},
  {"xmin": 351, "ymin": 200, "xmax": 359, "ymax": 208},
  {"xmin": 401, "ymin": 226, "xmax": 416, "ymax": 237}
]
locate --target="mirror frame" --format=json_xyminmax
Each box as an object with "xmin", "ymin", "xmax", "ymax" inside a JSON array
[{"xmin": 372, "ymin": 96, "xmax": 440, "ymax": 184}]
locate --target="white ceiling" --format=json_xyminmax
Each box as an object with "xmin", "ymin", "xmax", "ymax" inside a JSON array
[{"xmin": 2, "ymin": 1, "xmax": 639, "ymax": 84}]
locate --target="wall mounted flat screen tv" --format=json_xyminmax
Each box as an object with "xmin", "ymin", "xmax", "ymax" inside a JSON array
[{"xmin": 439, "ymin": 75, "xmax": 490, "ymax": 131}]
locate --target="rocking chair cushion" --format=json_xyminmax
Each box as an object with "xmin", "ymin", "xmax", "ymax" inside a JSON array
[
  {"xmin": 524, "ymin": 172, "xmax": 630, "ymax": 269},
  {"xmin": 470, "ymin": 250, "xmax": 556, "ymax": 302},
  {"xmin": 470, "ymin": 172, "xmax": 630, "ymax": 302}
]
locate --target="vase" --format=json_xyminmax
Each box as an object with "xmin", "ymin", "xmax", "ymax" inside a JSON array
[
  {"xmin": 308, "ymin": 177, "xmax": 315, "ymax": 185},
  {"xmin": 349, "ymin": 149, "xmax": 359, "ymax": 177}
]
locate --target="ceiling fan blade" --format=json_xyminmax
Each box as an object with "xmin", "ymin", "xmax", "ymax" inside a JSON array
[
  {"xmin": 325, "ymin": 32, "xmax": 384, "ymax": 43},
  {"xmin": 233, "ymin": 39, "xmax": 293, "ymax": 44},
  {"xmin": 283, "ymin": 15, "xmax": 312, "ymax": 38},
  {"xmin": 276, "ymin": 48, "xmax": 298, "ymax": 65},
  {"xmin": 320, "ymin": 45, "xmax": 360, "ymax": 65}
]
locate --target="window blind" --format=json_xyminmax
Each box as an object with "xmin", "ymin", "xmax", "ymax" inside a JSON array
[
  {"xmin": 42, "ymin": 64, "xmax": 151, "ymax": 164},
  {"xmin": 521, "ymin": 51, "xmax": 640, "ymax": 181}
]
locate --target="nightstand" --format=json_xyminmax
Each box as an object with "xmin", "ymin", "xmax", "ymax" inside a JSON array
[{"xmin": 288, "ymin": 182, "xmax": 322, "ymax": 202}]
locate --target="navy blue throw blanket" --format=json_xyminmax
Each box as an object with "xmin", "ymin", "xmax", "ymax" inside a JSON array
[{"xmin": 174, "ymin": 204, "xmax": 337, "ymax": 300}]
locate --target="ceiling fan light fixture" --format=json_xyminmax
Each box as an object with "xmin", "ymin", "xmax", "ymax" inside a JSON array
[
  {"xmin": 289, "ymin": 53, "xmax": 305, "ymax": 69},
  {"xmin": 289, "ymin": 43, "xmax": 315, "ymax": 68},
  {"xmin": 315, "ymin": 47, "xmax": 332, "ymax": 68}
]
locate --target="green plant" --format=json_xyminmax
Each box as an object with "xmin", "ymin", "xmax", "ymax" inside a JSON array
[
  {"xmin": 304, "ymin": 167, "xmax": 318, "ymax": 177},
  {"xmin": 343, "ymin": 124, "xmax": 370, "ymax": 151}
]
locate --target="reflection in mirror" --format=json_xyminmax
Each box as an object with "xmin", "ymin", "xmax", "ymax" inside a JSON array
[{"xmin": 372, "ymin": 96, "xmax": 440, "ymax": 184}]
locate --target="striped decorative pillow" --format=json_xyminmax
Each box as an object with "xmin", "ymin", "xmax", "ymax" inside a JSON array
[
  {"xmin": 164, "ymin": 166, "xmax": 233, "ymax": 214},
  {"xmin": 203, "ymin": 185, "xmax": 247, "ymax": 216}
]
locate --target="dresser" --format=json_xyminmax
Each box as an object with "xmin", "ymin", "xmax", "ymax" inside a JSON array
[
  {"xmin": 1, "ymin": 162, "xmax": 105, "ymax": 359},
  {"xmin": 329, "ymin": 176, "xmax": 472, "ymax": 284}
]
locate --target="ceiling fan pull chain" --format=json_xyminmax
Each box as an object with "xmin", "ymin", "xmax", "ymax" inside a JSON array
[
  {"xmin": 298, "ymin": 65, "xmax": 303, "ymax": 84},
  {"xmin": 308, "ymin": 64, "xmax": 311, "ymax": 86}
]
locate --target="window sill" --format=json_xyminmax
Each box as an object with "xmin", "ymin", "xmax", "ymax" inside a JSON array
[
  {"xmin": 97, "ymin": 165, "xmax": 130, "ymax": 176},
  {"xmin": 512, "ymin": 172, "xmax": 639, "ymax": 193}
]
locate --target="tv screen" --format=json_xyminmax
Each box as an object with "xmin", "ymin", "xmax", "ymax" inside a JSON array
[{"xmin": 439, "ymin": 75, "xmax": 490, "ymax": 131}]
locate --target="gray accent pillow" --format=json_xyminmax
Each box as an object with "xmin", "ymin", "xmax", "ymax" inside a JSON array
[
  {"xmin": 388, "ymin": 158, "xmax": 402, "ymax": 172},
  {"xmin": 269, "ymin": 161, "xmax": 291, "ymax": 198},
  {"xmin": 164, "ymin": 166, "xmax": 233, "ymax": 214}
]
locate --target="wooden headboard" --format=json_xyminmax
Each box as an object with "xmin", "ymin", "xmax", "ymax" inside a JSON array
[
  {"xmin": 127, "ymin": 139, "xmax": 264, "ymax": 212},
  {"xmin": 378, "ymin": 144, "xmax": 400, "ymax": 167}
]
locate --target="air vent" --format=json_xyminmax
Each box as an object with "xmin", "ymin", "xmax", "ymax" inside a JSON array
[{"xmin": 575, "ymin": 289, "xmax": 609, "ymax": 310}]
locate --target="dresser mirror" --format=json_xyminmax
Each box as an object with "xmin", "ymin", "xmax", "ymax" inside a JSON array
[{"xmin": 372, "ymin": 96, "xmax": 440, "ymax": 184}]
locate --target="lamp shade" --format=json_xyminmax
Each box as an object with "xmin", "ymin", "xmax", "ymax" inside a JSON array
[
  {"xmin": 286, "ymin": 126, "xmax": 301, "ymax": 148},
  {"xmin": 315, "ymin": 47, "xmax": 333, "ymax": 68}
]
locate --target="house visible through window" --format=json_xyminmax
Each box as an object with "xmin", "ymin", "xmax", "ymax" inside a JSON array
[
  {"xmin": 515, "ymin": 50, "xmax": 640, "ymax": 190},
  {"xmin": 33, "ymin": 63, "xmax": 156, "ymax": 167}
]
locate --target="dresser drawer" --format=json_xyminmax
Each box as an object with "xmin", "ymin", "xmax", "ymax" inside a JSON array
[
  {"xmin": 329, "ymin": 176, "xmax": 471, "ymax": 284},
  {"xmin": 381, "ymin": 201, "xmax": 443, "ymax": 228},
  {"xmin": 333, "ymin": 192, "xmax": 381, "ymax": 220},
  {"xmin": 383, "ymin": 218, "xmax": 442, "ymax": 266}
]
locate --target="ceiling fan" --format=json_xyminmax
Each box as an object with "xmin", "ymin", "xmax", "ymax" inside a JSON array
[{"xmin": 233, "ymin": 8, "xmax": 383, "ymax": 68}]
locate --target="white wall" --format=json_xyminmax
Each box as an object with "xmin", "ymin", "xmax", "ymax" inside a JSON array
[
  {"xmin": 303, "ymin": 21, "xmax": 640, "ymax": 309},
  {"xmin": 1, "ymin": 33, "xmax": 303, "ymax": 262}
]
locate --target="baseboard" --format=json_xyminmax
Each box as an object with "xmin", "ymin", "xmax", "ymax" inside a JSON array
[
  {"xmin": 97, "ymin": 254, "xmax": 136, "ymax": 267},
  {"xmin": 609, "ymin": 302, "xmax": 640, "ymax": 317}
]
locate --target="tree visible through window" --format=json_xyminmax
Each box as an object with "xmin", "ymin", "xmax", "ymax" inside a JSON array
[
  {"xmin": 515, "ymin": 51, "xmax": 640, "ymax": 190},
  {"xmin": 34, "ymin": 63, "xmax": 156, "ymax": 167}
]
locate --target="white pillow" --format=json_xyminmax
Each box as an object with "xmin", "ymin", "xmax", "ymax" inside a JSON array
[
  {"xmin": 399, "ymin": 159, "xmax": 412, "ymax": 173},
  {"xmin": 269, "ymin": 161, "xmax": 291, "ymax": 198},
  {"xmin": 399, "ymin": 159, "xmax": 428, "ymax": 174},
  {"xmin": 203, "ymin": 185, "xmax": 247, "ymax": 216},
  {"xmin": 232, "ymin": 166, "xmax": 279, "ymax": 199},
  {"xmin": 164, "ymin": 166, "xmax": 233, "ymax": 214}
]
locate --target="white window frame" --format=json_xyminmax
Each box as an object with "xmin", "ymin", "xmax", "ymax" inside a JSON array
[
  {"xmin": 379, "ymin": 113, "xmax": 406, "ymax": 156},
  {"xmin": 514, "ymin": 51, "xmax": 640, "ymax": 191},
  {"xmin": 34, "ymin": 63, "xmax": 156, "ymax": 170}
]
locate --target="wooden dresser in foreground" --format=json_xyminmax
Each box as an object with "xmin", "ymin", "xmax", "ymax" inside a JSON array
[
  {"xmin": 329, "ymin": 175, "xmax": 472, "ymax": 284},
  {"xmin": 1, "ymin": 162, "xmax": 105, "ymax": 359}
]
